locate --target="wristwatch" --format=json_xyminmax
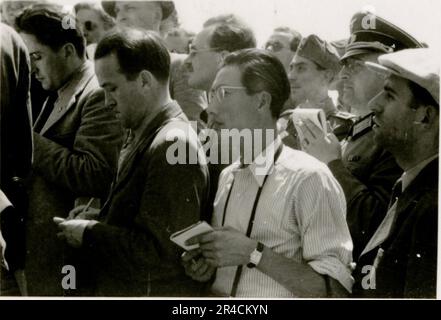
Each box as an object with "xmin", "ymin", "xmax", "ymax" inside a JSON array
[{"xmin": 247, "ymin": 242, "xmax": 264, "ymax": 268}]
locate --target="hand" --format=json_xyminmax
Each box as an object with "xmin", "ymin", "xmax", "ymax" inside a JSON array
[
  {"xmin": 186, "ymin": 226, "xmax": 257, "ymax": 267},
  {"xmin": 53, "ymin": 217, "xmax": 97, "ymax": 248},
  {"xmin": 67, "ymin": 205, "xmax": 100, "ymax": 220},
  {"xmin": 298, "ymin": 119, "xmax": 342, "ymax": 164},
  {"xmin": 181, "ymin": 249, "xmax": 216, "ymax": 282}
]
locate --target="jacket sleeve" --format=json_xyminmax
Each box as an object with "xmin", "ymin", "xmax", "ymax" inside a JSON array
[
  {"xmin": 32, "ymin": 89, "xmax": 123, "ymax": 197},
  {"xmin": 83, "ymin": 135, "xmax": 209, "ymax": 275},
  {"xmin": 328, "ymin": 150, "xmax": 402, "ymax": 257}
]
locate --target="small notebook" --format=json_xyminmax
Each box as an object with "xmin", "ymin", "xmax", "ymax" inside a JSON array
[{"xmin": 170, "ymin": 221, "xmax": 214, "ymax": 251}]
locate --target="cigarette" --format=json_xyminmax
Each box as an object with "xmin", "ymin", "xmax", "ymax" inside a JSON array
[{"xmin": 81, "ymin": 198, "xmax": 94, "ymax": 214}]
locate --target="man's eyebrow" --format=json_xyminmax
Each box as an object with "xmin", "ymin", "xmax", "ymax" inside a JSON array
[{"xmin": 384, "ymin": 84, "xmax": 398, "ymax": 96}]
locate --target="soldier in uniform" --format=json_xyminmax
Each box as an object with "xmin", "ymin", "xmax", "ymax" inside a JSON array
[
  {"xmin": 297, "ymin": 11, "xmax": 424, "ymax": 259},
  {"xmin": 280, "ymin": 34, "xmax": 355, "ymax": 149}
]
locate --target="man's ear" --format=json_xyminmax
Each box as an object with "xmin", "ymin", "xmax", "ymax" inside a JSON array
[
  {"xmin": 139, "ymin": 70, "xmax": 155, "ymax": 89},
  {"xmin": 61, "ymin": 43, "xmax": 77, "ymax": 59},
  {"xmin": 257, "ymin": 91, "xmax": 272, "ymax": 112},
  {"xmin": 323, "ymin": 69, "xmax": 335, "ymax": 85},
  {"xmin": 414, "ymin": 105, "xmax": 438, "ymax": 128}
]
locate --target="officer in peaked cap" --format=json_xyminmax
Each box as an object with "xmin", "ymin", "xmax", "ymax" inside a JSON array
[{"xmin": 297, "ymin": 11, "xmax": 423, "ymax": 259}]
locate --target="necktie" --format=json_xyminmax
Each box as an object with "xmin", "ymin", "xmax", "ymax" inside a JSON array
[
  {"xmin": 388, "ymin": 179, "xmax": 403, "ymax": 209},
  {"xmin": 34, "ymin": 92, "xmax": 58, "ymax": 133}
]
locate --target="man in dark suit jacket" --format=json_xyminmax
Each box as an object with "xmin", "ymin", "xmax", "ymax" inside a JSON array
[
  {"xmin": 15, "ymin": 4, "xmax": 123, "ymax": 295},
  {"xmin": 353, "ymin": 48, "xmax": 439, "ymax": 298},
  {"xmin": 0, "ymin": 22, "xmax": 33, "ymax": 296},
  {"xmin": 55, "ymin": 28, "xmax": 209, "ymax": 297}
]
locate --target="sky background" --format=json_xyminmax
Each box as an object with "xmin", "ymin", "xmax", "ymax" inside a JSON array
[{"xmin": 4, "ymin": 0, "xmax": 441, "ymax": 51}]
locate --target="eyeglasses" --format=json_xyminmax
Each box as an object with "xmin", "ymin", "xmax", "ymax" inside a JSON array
[
  {"xmin": 188, "ymin": 44, "xmax": 221, "ymax": 57},
  {"xmin": 209, "ymin": 86, "xmax": 247, "ymax": 103},
  {"xmin": 265, "ymin": 41, "xmax": 287, "ymax": 53}
]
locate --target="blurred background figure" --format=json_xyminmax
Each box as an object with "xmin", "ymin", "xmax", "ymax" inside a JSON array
[
  {"xmin": 165, "ymin": 27, "xmax": 195, "ymax": 54},
  {"xmin": 74, "ymin": 1, "xmax": 116, "ymax": 58},
  {"xmin": 264, "ymin": 26, "xmax": 301, "ymax": 72},
  {"xmin": 0, "ymin": 0, "xmax": 36, "ymax": 28},
  {"xmin": 330, "ymin": 38, "xmax": 350, "ymax": 112},
  {"xmin": 101, "ymin": 1, "xmax": 207, "ymax": 124}
]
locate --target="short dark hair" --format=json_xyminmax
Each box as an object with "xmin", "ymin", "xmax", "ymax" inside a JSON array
[
  {"xmin": 203, "ymin": 14, "xmax": 256, "ymax": 52},
  {"xmin": 273, "ymin": 26, "xmax": 302, "ymax": 52},
  {"xmin": 15, "ymin": 3, "xmax": 86, "ymax": 58},
  {"xmin": 209, "ymin": 24, "xmax": 256, "ymax": 53},
  {"xmin": 94, "ymin": 28, "xmax": 170, "ymax": 83},
  {"xmin": 222, "ymin": 49, "xmax": 291, "ymax": 119},
  {"xmin": 408, "ymin": 80, "xmax": 439, "ymax": 110}
]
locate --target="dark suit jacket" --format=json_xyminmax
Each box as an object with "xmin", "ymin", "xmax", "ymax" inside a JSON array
[
  {"xmin": 353, "ymin": 158, "xmax": 438, "ymax": 298},
  {"xmin": 0, "ymin": 23, "xmax": 33, "ymax": 272},
  {"xmin": 82, "ymin": 101, "xmax": 210, "ymax": 297},
  {"xmin": 328, "ymin": 130, "xmax": 403, "ymax": 258},
  {"xmin": 25, "ymin": 61, "xmax": 123, "ymax": 296}
]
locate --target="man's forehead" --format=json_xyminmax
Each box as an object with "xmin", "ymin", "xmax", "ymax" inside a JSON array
[
  {"xmin": 213, "ymin": 66, "xmax": 242, "ymax": 86},
  {"xmin": 194, "ymin": 28, "xmax": 213, "ymax": 47}
]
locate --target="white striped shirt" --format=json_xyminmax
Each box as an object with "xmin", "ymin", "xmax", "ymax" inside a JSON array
[{"xmin": 211, "ymin": 140, "xmax": 354, "ymax": 297}]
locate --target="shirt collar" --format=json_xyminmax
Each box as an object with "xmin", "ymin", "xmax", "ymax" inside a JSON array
[
  {"xmin": 401, "ymin": 154, "xmax": 439, "ymax": 192},
  {"xmin": 232, "ymin": 136, "xmax": 282, "ymax": 187}
]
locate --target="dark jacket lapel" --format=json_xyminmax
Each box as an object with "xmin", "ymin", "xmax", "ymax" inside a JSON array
[{"xmin": 100, "ymin": 101, "xmax": 184, "ymax": 213}]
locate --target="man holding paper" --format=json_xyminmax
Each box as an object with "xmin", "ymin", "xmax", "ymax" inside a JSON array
[
  {"xmin": 182, "ymin": 49, "xmax": 354, "ymax": 298},
  {"xmin": 54, "ymin": 29, "xmax": 209, "ymax": 296}
]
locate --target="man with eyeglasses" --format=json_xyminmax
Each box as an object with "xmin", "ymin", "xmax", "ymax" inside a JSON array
[
  {"xmin": 101, "ymin": 1, "xmax": 206, "ymax": 123},
  {"xmin": 264, "ymin": 27, "xmax": 301, "ymax": 72},
  {"xmin": 182, "ymin": 49, "xmax": 353, "ymax": 298},
  {"xmin": 184, "ymin": 14, "xmax": 256, "ymax": 221},
  {"xmin": 297, "ymin": 11, "xmax": 424, "ymax": 259}
]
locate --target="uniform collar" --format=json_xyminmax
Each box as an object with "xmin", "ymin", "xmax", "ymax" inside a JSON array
[{"xmin": 401, "ymin": 154, "xmax": 439, "ymax": 192}]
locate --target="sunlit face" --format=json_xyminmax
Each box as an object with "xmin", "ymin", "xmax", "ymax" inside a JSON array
[
  {"xmin": 76, "ymin": 8, "xmax": 108, "ymax": 45},
  {"xmin": 265, "ymin": 32, "xmax": 295, "ymax": 71},
  {"xmin": 20, "ymin": 33, "xmax": 69, "ymax": 91},
  {"xmin": 340, "ymin": 54, "xmax": 384, "ymax": 115},
  {"xmin": 185, "ymin": 27, "xmax": 222, "ymax": 91},
  {"xmin": 206, "ymin": 66, "xmax": 259, "ymax": 132},
  {"xmin": 368, "ymin": 74, "xmax": 418, "ymax": 153},
  {"xmin": 115, "ymin": 1, "xmax": 161, "ymax": 31},
  {"xmin": 95, "ymin": 53, "xmax": 147, "ymax": 130},
  {"xmin": 288, "ymin": 55, "xmax": 328, "ymax": 105}
]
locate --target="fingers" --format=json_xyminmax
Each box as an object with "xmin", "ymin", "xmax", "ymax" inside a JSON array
[
  {"xmin": 53, "ymin": 217, "xmax": 65, "ymax": 225},
  {"xmin": 303, "ymin": 119, "xmax": 324, "ymax": 138},
  {"xmin": 181, "ymin": 249, "xmax": 202, "ymax": 262},
  {"xmin": 185, "ymin": 230, "xmax": 215, "ymax": 246},
  {"xmin": 68, "ymin": 205, "xmax": 88, "ymax": 219}
]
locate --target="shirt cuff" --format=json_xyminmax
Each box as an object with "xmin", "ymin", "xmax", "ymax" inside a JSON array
[{"xmin": 308, "ymin": 258, "xmax": 355, "ymax": 293}]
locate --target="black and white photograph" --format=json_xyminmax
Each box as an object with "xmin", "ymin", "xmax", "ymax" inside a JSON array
[{"xmin": 0, "ymin": 0, "xmax": 439, "ymax": 306}]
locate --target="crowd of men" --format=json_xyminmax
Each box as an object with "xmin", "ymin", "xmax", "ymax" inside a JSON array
[{"xmin": 0, "ymin": 0, "xmax": 438, "ymax": 298}]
